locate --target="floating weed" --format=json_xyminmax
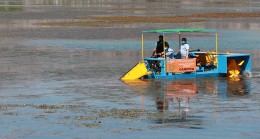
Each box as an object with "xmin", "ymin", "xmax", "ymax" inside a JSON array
[
  {"xmin": 33, "ymin": 104, "xmax": 64, "ymax": 109},
  {"xmin": 77, "ymin": 115, "xmax": 93, "ymax": 120},
  {"xmin": 0, "ymin": 1, "xmax": 23, "ymax": 5},
  {"xmin": 128, "ymin": 127, "xmax": 143, "ymax": 131},
  {"xmin": 34, "ymin": 115, "xmax": 47, "ymax": 120},
  {"xmin": 0, "ymin": 104, "xmax": 32, "ymax": 110},
  {"xmin": 3, "ymin": 112, "xmax": 18, "ymax": 115},
  {"xmin": 111, "ymin": 7, "xmax": 154, "ymax": 11},
  {"xmin": 62, "ymin": 115, "xmax": 96, "ymax": 121},
  {"xmin": 0, "ymin": 6, "xmax": 23, "ymax": 12},
  {"xmin": 34, "ymin": 21, "xmax": 111, "ymax": 27},
  {"xmin": 83, "ymin": 122, "xmax": 101, "ymax": 128},
  {"xmin": 98, "ymin": 108, "xmax": 145, "ymax": 119},
  {"xmin": 44, "ymin": 110, "xmax": 57, "ymax": 114},
  {"xmin": 209, "ymin": 1, "xmax": 253, "ymax": 5},
  {"xmin": 35, "ymin": 16, "xmax": 204, "ymax": 27},
  {"xmin": 191, "ymin": 12, "xmax": 260, "ymax": 18}
]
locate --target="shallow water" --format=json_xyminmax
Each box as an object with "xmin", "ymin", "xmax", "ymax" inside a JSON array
[
  {"xmin": 0, "ymin": 0, "xmax": 260, "ymax": 139},
  {"xmin": 24, "ymin": 29, "xmax": 260, "ymax": 51}
]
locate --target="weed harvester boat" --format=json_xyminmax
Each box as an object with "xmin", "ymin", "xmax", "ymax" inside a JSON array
[{"xmin": 121, "ymin": 28, "xmax": 251, "ymax": 80}]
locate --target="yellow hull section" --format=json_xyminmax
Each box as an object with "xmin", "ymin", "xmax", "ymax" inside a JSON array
[{"xmin": 121, "ymin": 61, "xmax": 152, "ymax": 80}]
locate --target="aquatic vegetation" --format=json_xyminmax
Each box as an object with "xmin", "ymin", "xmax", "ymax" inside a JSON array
[
  {"xmin": 34, "ymin": 12, "xmax": 260, "ymax": 27},
  {"xmin": 83, "ymin": 16, "xmax": 204, "ymax": 24},
  {"xmin": 94, "ymin": 108, "xmax": 145, "ymax": 119},
  {"xmin": 34, "ymin": 16, "xmax": 205, "ymax": 27},
  {"xmin": 33, "ymin": 104, "xmax": 64, "ymax": 109},
  {"xmin": 35, "ymin": 21, "xmax": 112, "ymax": 27},
  {"xmin": 3, "ymin": 112, "xmax": 18, "ymax": 115},
  {"xmin": 68, "ymin": 108, "xmax": 183, "ymax": 128},
  {"xmin": 83, "ymin": 122, "xmax": 101, "ymax": 128},
  {"xmin": 209, "ymin": 1, "xmax": 253, "ymax": 5},
  {"xmin": 0, "ymin": 1, "xmax": 23, "ymax": 6},
  {"xmin": 0, "ymin": 6, "xmax": 23, "ymax": 12},
  {"xmin": 111, "ymin": 7, "xmax": 154, "ymax": 11},
  {"xmin": 0, "ymin": 1, "xmax": 23, "ymax": 12},
  {"xmin": 192, "ymin": 12, "xmax": 260, "ymax": 18}
]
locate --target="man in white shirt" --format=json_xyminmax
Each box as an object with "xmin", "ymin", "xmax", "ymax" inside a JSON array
[{"xmin": 180, "ymin": 38, "xmax": 189, "ymax": 59}]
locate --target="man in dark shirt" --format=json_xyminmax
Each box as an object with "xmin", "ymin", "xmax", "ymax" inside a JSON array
[{"xmin": 152, "ymin": 35, "xmax": 169, "ymax": 58}]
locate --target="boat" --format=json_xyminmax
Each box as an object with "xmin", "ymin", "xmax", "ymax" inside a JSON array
[{"xmin": 120, "ymin": 28, "xmax": 252, "ymax": 80}]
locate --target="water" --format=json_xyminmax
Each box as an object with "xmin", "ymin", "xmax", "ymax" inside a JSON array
[
  {"xmin": 0, "ymin": 0, "xmax": 260, "ymax": 139},
  {"xmin": 24, "ymin": 29, "xmax": 260, "ymax": 51}
]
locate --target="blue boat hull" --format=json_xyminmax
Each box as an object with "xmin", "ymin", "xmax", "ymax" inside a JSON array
[{"xmin": 142, "ymin": 52, "xmax": 251, "ymax": 80}]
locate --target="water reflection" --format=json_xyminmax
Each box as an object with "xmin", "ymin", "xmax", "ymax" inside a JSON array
[
  {"xmin": 226, "ymin": 78, "xmax": 251, "ymax": 97},
  {"xmin": 197, "ymin": 78, "xmax": 251, "ymax": 98},
  {"xmin": 155, "ymin": 80, "xmax": 197, "ymax": 112},
  {"xmin": 122, "ymin": 77, "xmax": 251, "ymax": 125},
  {"xmin": 123, "ymin": 79, "xmax": 197, "ymax": 111}
]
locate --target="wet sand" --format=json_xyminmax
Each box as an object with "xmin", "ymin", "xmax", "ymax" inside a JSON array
[{"xmin": 0, "ymin": 1, "xmax": 260, "ymax": 139}]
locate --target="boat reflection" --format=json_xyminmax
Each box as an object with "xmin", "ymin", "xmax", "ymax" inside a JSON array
[
  {"xmin": 122, "ymin": 77, "xmax": 251, "ymax": 125},
  {"xmin": 196, "ymin": 77, "xmax": 251, "ymax": 98},
  {"xmin": 226, "ymin": 78, "xmax": 251, "ymax": 97},
  {"xmin": 122, "ymin": 79, "xmax": 198, "ymax": 123},
  {"xmin": 155, "ymin": 80, "xmax": 197, "ymax": 112}
]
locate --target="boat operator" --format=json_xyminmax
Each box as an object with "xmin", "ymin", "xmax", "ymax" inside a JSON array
[{"xmin": 152, "ymin": 35, "xmax": 169, "ymax": 58}]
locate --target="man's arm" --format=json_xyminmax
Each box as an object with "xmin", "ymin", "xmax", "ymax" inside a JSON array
[
  {"xmin": 185, "ymin": 44, "xmax": 190, "ymax": 59},
  {"xmin": 186, "ymin": 49, "xmax": 189, "ymax": 59}
]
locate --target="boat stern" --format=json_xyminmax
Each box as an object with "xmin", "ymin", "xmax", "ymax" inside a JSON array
[{"xmin": 217, "ymin": 53, "xmax": 251, "ymax": 77}]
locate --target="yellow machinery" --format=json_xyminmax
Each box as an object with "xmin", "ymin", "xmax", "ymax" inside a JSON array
[
  {"xmin": 227, "ymin": 59, "xmax": 244, "ymax": 78},
  {"xmin": 121, "ymin": 61, "xmax": 152, "ymax": 80}
]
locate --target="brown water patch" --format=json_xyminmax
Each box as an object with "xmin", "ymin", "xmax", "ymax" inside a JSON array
[
  {"xmin": 35, "ymin": 16, "xmax": 205, "ymax": 27},
  {"xmin": 111, "ymin": 7, "xmax": 154, "ymax": 11},
  {"xmin": 35, "ymin": 12, "xmax": 260, "ymax": 27},
  {"xmin": 35, "ymin": 21, "xmax": 112, "ymax": 27},
  {"xmin": 83, "ymin": 16, "xmax": 204, "ymax": 23},
  {"xmin": 191, "ymin": 12, "xmax": 260, "ymax": 18},
  {"xmin": 206, "ymin": 1, "xmax": 250, "ymax": 5}
]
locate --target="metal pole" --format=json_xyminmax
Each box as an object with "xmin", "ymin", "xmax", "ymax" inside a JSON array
[
  {"xmin": 163, "ymin": 33, "xmax": 166, "ymax": 75},
  {"xmin": 216, "ymin": 33, "xmax": 218, "ymax": 55},
  {"xmin": 216, "ymin": 33, "xmax": 218, "ymax": 68},
  {"xmin": 178, "ymin": 32, "xmax": 181, "ymax": 50},
  {"xmin": 163, "ymin": 33, "xmax": 165, "ymax": 59},
  {"xmin": 142, "ymin": 33, "xmax": 144, "ymax": 61}
]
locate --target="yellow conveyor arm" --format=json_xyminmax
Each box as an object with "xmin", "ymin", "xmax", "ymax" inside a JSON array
[{"xmin": 121, "ymin": 61, "xmax": 152, "ymax": 80}]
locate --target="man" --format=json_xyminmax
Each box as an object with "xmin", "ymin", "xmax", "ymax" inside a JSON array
[
  {"xmin": 152, "ymin": 35, "xmax": 169, "ymax": 58},
  {"xmin": 180, "ymin": 38, "xmax": 189, "ymax": 59}
]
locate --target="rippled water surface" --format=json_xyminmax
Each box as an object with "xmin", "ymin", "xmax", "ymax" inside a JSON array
[{"xmin": 0, "ymin": 0, "xmax": 260, "ymax": 139}]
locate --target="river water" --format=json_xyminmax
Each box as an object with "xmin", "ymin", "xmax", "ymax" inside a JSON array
[{"xmin": 0, "ymin": 0, "xmax": 260, "ymax": 139}]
